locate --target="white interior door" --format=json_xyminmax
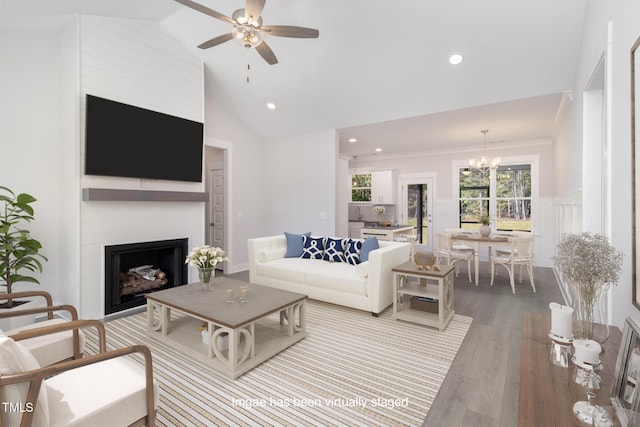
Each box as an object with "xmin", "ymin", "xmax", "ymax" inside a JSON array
[
  {"xmin": 401, "ymin": 176, "xmax": 435, "ymax": 252},
  {"xmin": 208, "ymin": 169, "xmax": 225, "ymax": 270}
]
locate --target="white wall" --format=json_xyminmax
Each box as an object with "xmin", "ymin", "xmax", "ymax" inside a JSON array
[
  {"xmin": 0, "ymin": 28, "xmax": 65, "ymax": 298},
  {"xmin": 608, "ymin": 0, "xmax": 639, "ymax": 328},
  {"xmin": 555, "ymin": 0, "xmax": 640, "ymax": 330},
  {"xmin": 262, "ymin": 129, "xmax": 338, "ymax": 237},
  {"xmin": 203, "ymin": 68, "xmax": 268, "ymax": 272}
]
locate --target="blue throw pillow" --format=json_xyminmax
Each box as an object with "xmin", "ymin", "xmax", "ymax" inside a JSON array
[
  {"xmin": 360, "ymin": 237, "xmax": 379, "ymax": 262},
  {"xmin": 284, "ymin": 232, "xmax": 311, "ymax": 258},
  {"xmin": 323, "ymin": 237, "xmax": 347, "ymax": 263},
  {"xmin": 301, "ymin": 235, "xmax": 325, "ymax": 259},
  {"xmin": 344, "ymin": 239, "xmax": 363, "ymax": 265}
]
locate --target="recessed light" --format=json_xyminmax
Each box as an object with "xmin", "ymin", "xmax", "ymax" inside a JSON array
[
  {"xmin": 348, "ymin": 138, "xmax": 357, "ymax": 143},
  {"xmin": 266, "ymin": 102, "xmax": 276, "ymax": 110},
  {"xmin": 448, "ymin": 53, "xmax": 463, "ymax": 65},
  {"xmin": 375, "ymin": 148, "xmax": 382, "ymax": 152}
]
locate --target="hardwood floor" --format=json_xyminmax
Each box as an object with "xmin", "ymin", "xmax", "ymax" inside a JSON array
[
  {"xmin": 227, "ymin": 262, "xmax": 563, "ymax": 427},
  {"xmin": 422, "ymin": 262, "xmax": 563, "ymax": 427}
]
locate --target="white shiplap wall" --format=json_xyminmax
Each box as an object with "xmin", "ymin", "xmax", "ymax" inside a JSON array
[{"xmin": 78, "ymin": 15, "xmax": 205, "ymax": 318}]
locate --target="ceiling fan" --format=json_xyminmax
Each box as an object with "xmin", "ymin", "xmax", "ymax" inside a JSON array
[{"xmin": 175, "ymin": 0, "xmax": 319, "ymax": 65}]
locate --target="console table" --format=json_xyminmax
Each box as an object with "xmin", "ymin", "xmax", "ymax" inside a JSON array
[{"xmin": 518, "ymin": 312, "xmax": 622, "ymax": 426}]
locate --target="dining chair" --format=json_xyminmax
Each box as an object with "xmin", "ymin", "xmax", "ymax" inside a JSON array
[
  {"xmin": 435, "ymin": 232, "xmax": 472, "ymax": 283},
  {"xmin": 444, "ymin": 228, "xmax": 474, "ymax": 252},
  {"xmin": 494, "ymin": 232, "xmax": 535, "ymax": 276},
  {"xmin": 0, "ymin": 319, "xmax": 157, "ymax": 427},
  {"xmin": 490, "ymin": 236, "xmax": 536, "ymax": 294},
  {"xmin": 0, "ymin": 291, "xmax": 85, "ymax": 367}
]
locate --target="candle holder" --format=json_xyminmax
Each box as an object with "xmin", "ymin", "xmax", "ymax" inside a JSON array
[
  {"xmin": 570, "ymin": 340, "xmax": 603, "ymax": 425},
  {"xmin": 549, "ymin": 302, "xmax": 574, "ymax": 367},
  {"xmin": 239, "ymin": 285, "xmax": 249, "ymax": 303},
  {"xmin": 549, "ymin": 333, "xmax": 573, "ymax": 368},
  {"xmin": 225, "ymin": 288, "xmax": 234, "ymax": 303}
]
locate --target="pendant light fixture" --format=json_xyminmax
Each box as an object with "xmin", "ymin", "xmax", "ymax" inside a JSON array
[{"xmin": 468, "ymin": 129, "xmax": 500, "ymax": 174}]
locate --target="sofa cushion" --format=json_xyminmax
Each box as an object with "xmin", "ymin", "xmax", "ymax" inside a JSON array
[
  {"xmin": 284, "ymin": 232, "xmax": 311, "ymax": 258},
  {"xmin": 258, "ymin": 247, "xmax": 287, "ymax": 263},
  {"xmin": 345, "ymin": 239, "xmax": 363, "ymax": 265},
  {"xmin": 360, "ymin": 237, "xmax": 380, "ymax": 262},
  {"xmin": 255, "ymin": 258, "xmax": 320, "ymax": 283},
  {"xmin": 46, "ymin": 356, "xmax": 159, "ymax": 427},
  {"xmin": 323, "ymin": 237, "xmax": 346, "ymax": 263},
  {"xmin": 0, "ymin": 336, "xmax": 50, "ymax": 427},
  {"xmin": 304, "ymin": 263, "xmax": 367, "ymax": 295},
  {"xmin": 301, "ymin": 235, "xmax": 325, "ymax": 259},
  {"xmin": 7, "ymin": 318, "xmax": 86, "ymax": 367}
]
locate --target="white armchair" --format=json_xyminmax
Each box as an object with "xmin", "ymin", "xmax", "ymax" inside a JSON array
[
  {"xmin": 0, "ymin": 291, "xmax": 85, "ymax": 366},
  {"xmin": 0, "ymin": 319, "xmax": 157, "ymax": 427}
]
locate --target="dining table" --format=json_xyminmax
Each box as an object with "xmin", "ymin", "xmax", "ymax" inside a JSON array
[{"xmin": 448, "ymin": 233, "xmax": 512, "ymax": 286}]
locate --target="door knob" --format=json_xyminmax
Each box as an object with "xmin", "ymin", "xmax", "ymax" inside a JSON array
[{"xmin": 210, "ymin": 223, "xmax": 215, "ymax": 226}]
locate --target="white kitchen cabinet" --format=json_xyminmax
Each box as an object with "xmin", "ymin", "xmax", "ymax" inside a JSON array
[{"xmin": 371, "ymin": 170, "xmax": 397, "ymax": 204}]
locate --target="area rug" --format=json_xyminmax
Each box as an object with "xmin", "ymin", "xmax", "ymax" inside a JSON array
[{"xmin": 84, "ymin": 301, "xmax": 472, "ymax": 427}]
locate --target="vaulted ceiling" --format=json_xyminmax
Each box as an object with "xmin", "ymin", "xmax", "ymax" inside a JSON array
[{"xmin": 0, "ymin": 0, "xmax": 587, "ymax": 158}]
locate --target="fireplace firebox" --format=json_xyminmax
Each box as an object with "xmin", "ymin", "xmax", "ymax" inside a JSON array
[{"xmin": 104, "ymin": 238, "xmax": 188, "ymax": 315}]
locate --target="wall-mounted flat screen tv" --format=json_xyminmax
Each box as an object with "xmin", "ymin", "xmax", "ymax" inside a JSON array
[{"xmin": 85, "ymin": 94, "xmax": 204, "ymax": 183}]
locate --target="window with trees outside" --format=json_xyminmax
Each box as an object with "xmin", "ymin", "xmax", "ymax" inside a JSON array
[
  {"xmin": 458, "ymin": 164, "xmax": 532, "ymax": 232},
  {"xmin": 351, "ymin": 173, "xmax": 372, "ymax": 202}
]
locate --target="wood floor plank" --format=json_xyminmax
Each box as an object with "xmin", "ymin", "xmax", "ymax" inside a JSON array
[{"xmin": 423, "ymin": 263, "xmax": 564, "ymax": 427}]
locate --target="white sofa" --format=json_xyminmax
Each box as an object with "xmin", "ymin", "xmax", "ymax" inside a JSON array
[{"xmin": 248, "ymin": 235, "xmax": 410, "ymax": 315}]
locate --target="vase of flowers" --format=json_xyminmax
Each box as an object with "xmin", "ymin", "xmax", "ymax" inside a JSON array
[
  {"xmin": 554, "ymin": 232, "xmax": 623, "ymax": 342},
  {"xmin": 185, "ymin": 245, "xmax": 228, "ymax": 291},
  {"xmin": 372, "ymin": 205, "xmax": 385, "ymax": 215}
]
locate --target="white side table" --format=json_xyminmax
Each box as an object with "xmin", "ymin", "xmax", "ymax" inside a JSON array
[{"xmin": 391, "ymin": 261, "xmax": 455, "ymax": 331}]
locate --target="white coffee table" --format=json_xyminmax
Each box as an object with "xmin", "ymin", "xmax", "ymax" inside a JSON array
[{"xmin": 145, "ymin": 278, "xmax": 307, "ymax": 379}]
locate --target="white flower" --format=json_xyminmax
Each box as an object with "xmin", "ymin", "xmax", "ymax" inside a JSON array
[
  {"xmin": 373, "ymin": 205, "xmax": 385, "ymax": 214},
  {"xmin": 184, "ymin": 244, "xmax": 228, "ymax": 269}
]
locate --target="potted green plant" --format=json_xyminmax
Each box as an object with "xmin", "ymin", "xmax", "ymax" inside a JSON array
[
  {"xmin": 478, "ymin": 212, "xmax": 492, "ymax": 237},
  {"xmin": 0, "ymin": 186, "xmax": 47, "ymax": 308}
]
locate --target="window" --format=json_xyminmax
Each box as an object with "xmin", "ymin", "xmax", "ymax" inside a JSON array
[
  {"xmin": 458, "ymin": 163, "xmax": 533, "ymax": 232},
  {"xmin": 496, "ymin": 165, "xmax": 531, "ymax": 231},
  {"xmin": 351, "ymin": 173, "xmax": 371, "ymax": 202},
  {"xmin": 459, "ymin": 169, "xmax": 489, "ymax": 230}
]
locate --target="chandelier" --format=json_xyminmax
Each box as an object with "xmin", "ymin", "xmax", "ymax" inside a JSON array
[{"xmin": 468, "ymin": 129, "xmax": 500, "ymax": 174}]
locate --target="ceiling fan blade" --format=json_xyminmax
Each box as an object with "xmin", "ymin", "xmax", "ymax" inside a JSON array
[
  {"xmin": 261, "ymin": 25, "xmax": 319, "ymax": 38},
  {"xmin": 244, "ymin": 0, "xmax": 266, "ymax": 22},
  {"xmin": 197, "ymin": 33, "xmax": 234, "ymax": 49},
  {"xmin": 256, "ymin": 41, "xmax": 278, "ymax": 65},
  {"xmin": 174, "ymin": 0, "xmax": 235, "ymax": 25}
]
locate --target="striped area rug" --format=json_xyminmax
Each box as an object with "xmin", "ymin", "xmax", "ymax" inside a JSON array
[{"xmin": 84, "ymin": 301, "xmax": 472, "ymax": 427}]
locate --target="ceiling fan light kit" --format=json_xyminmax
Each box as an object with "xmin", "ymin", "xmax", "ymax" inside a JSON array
[
  {"xmin": 175, "ymin": 0, "xmax": 319, "ymax": 65},
  {"xmin": 232, "ymin": 25, "xmax": 264, "ymax": 48}
]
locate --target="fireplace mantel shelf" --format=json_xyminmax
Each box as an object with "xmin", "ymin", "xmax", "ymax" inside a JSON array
[{"xmin": 82, "ymin": 188, "xmax": 209, "ymax": 202}]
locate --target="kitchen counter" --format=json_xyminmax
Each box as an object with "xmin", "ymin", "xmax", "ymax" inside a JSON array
[{"xmin": 360, "ymin": 225, "xmax": 415, "ymax": 241}]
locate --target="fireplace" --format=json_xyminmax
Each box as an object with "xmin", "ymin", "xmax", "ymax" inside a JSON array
[{"xmin": 104, "ymin": 238, "xmax": 188, "ymax": 315}]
